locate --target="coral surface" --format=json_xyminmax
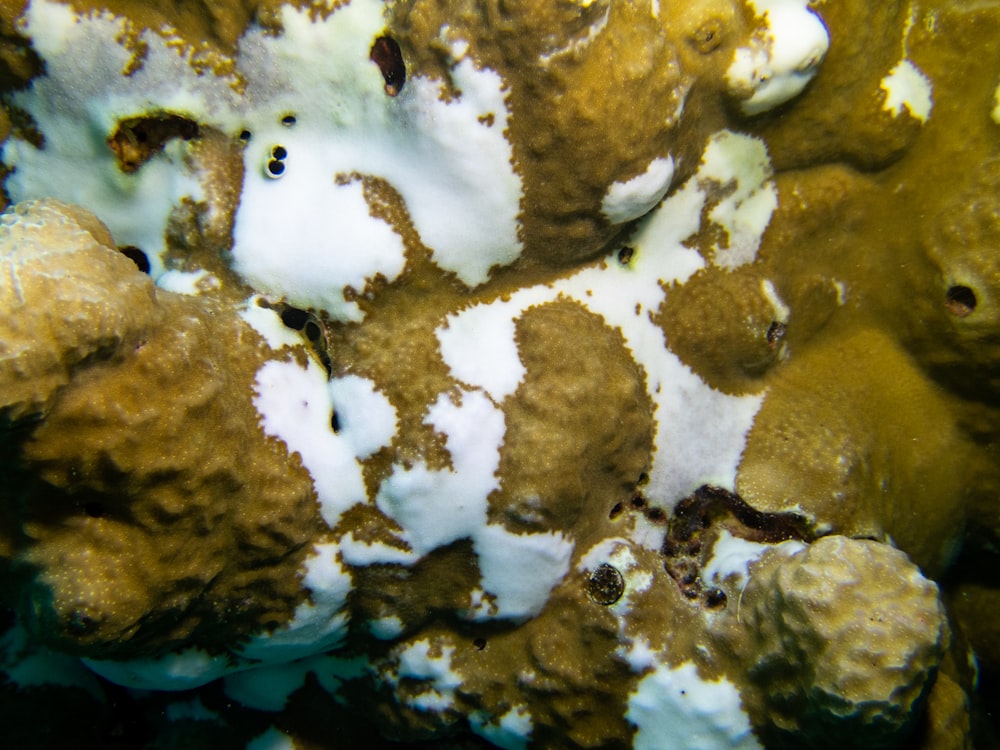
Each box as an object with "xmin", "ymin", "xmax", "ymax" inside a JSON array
[{"xmin": 0, "ymin": 0, "xmax": 998, "ymax": 748}]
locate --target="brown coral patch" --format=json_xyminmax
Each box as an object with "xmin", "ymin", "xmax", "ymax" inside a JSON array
[
  {"xmin": 489, "ymin": 299, "xmax": 654, "ymax": 542},
  {"xmin": 107, "ymin": 114, "xmax": 199, "ymax": 173}
]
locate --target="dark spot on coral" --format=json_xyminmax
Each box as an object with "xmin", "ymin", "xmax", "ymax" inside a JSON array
[
  {"xmin": 473, "ymin": 637, "xmax": 487, "ymax": 650},
  {"xmin": 266, "ymin": 159, "xmax": 286, "ymax": 178},
  {"xmin": 281, "ymin": 114, "xmax": 297, "ymax": 126},
  {"xmin": 609, "ymin": 501, "xmax": 624, "ymax": 520},
  {"xmin": 946, "ymin": 285, "xmax": 977, "ymax": 317},
  {"xmin": 646, "ymin": 507, "xmax": 666, "ymax": 524},
  {"xmin": 272, "ymin": 145, "xmax": 288, "ymax": 160},
  {"xmin": 766, "ymin": 321, "xmax": 786, "ymax": 348},
  {"xmin": 704, "ymin": 588, "xmax": 727, "ymax": 609},
  {"xmin": 587, "ymin": 564, "xmax": 624, "ymax": 605},
  {"xmin": 107, "ymin": 114, "xmax": 199, "ymax": 173},
  {"xmin": 637, "ymin": 472, "xmax": 649, "ymax": 486},
  {"xmin": 83, "ymin": 501, "xmax": 106, "ymax": 519},
  {"xmin": 119, "ymin": 245, "xmax": 150, "ymax": 274},
  {"xmin": 618, "ymin": 246, "xmax": 635, "ymax": 265},
  {"xmin": 370, "ymin": 35, "xmax": 406, "ymax": 96},
  {"xmin": 280, "ymin": 306, "xmax": 309, "ymax": 330},
  {"xmin": 630, "ymin": 494, "xmax": 647, "ymax": 510},
  {"xmin": 691, "ymin": 21, "xmax": 724, "ymax": 53},
  {"xmin": 659, "ymin": 485, "xmax": 815, "ymax": 602},
  {"xmin": 305, "ymin": 321, "xmax": 322, "ymax": 342},
  {"xmin": 67, "ymin": 610, "xmax": 96, "ymax": 636},
  {"xmin": 330, "ymin": 410, "xmax": 341, "ymax": 434},
  {"xmin": 239, "ymin": 129, "xmax": 252, "ymax": 142}
]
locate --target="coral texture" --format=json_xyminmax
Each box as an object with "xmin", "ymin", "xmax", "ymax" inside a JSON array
[{"xmin": 0, "ymin": 0, "xmax": 998, "ymax": 748}]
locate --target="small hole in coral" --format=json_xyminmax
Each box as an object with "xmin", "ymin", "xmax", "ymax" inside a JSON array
[
  {"xmin": 646, "ymin": 507, "xmax": 666, "ymax": 523},
  {"xmin": 609, "ymin": 501, "xmax": 624, "ymax": 519},
  {"xmin": 281, "ymin": 114, "xmax": 297, "ymax": 126},
  {"xmin": 266, "ymin": 159, "xmax": 286, "ymax": 178},
  {"xmin": 119, "ymin": 245, "xmax": 150, "ymax": 274},
  {"xmin": 618, "ymin": 246, "xmax": 635, "ymax": 265},
  {"xmin": 473, "ymin": 637, "xmax": 487, "ymax": 650},
  {"xmin": 83, "ymin": 502, "xmax": 105, "ymax": 519},
  {"xmin": 946, "ymin": 285, "xmax": 977, "ymax": 317},
  {"xmin": 272, "ymin": 145, "xmax": 288, "ymax": 160},
  {"xmin": 67, "ymin": 611, "xmax": 96, "ymax": 635},
  {"xmin": 704, "ymin": 588, "xmax": 727, "ymax": 608},
  {"xmin": 331, "ymin": 411, "xmax": 341, "ymax": 433},
  {"xmin": 239, "ymin": 129, "xmax": 252, "ymax": 142},
  {"xmin": 766, "ymin": 321, "xmax": 786, "ymax": 348},
  {"xmin": 370, "ymin": 35, "xmax": 406, "ymax": 97},
  {"xmin": 305, "ymin": 321, "xmax": 322, "ymax": 341},
  {"xmin": 280, "ymin": 307, "xmax": 309, "ymax": 330},
  {"xmin": 630, "ymin": 494, "xmax": 647, "ymax": 510}
]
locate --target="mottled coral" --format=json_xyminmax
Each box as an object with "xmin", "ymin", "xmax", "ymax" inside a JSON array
[{"xmin": 0, "ymin": 0, "xmax": 997, "ymax": 748}]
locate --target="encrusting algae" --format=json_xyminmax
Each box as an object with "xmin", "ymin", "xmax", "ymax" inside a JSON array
[{"xmin": 0, "ymin": 0, "xmax": 998, "ymax": 748}]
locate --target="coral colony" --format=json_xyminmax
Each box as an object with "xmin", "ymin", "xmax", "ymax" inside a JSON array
[{"xmin": 1, "ymin": 0, "xmax": 999, "ymax": 747}]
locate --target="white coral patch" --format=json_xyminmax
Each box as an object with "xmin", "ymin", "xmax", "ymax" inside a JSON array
[
  {"xmin": 233, "ymin": 169, "xmax": 406, "ymax": 322},
  {"xmin": 238, "ymin": 542, "xmax": 353, "ymax": 662},
  {"xmin": 224, "ymin": 654, "xmax": 368, "ymax": 712},
  {"xmin": 438, "ymin": 303, "xmax": 526, "ymax": 400},
  {"xmin": 0, "ymin": 620, "xmax": 104, "ymax": 697},
  {"xmin": 377, "ymin": 390, "xmax": 504, "ymax": 556},
  {"xmin": 470, "ymin": 706, "xmax": 533, "ymax": 750},
  {"xmin": 470, "ymin": 525, "xmax": 574, "ymax": 620},
  {"xmin": 6, "ymin": 0, "xmax": 523, "ymax": 315},
  {"xmin": 726, "ymin": 0, "xmax": 829, "ymax": 116},
  {"xmin": 702, "ymin": 530, "xmax": 805, "ymax": 589},
  {"xmin": 232, "ymin": 2, "xmax": 521, "ymax": 297},
  {"xmin": 375, "ymin": 389, "xmax": 573, "ymax": 621},
  {"xmin": 239, "ymin": 298, "xmax": 305, "ymax": 350},
  {"xmin": 3, "ymin": 1, "xmax": 211, "ymax": 277},
  {"xmin": 881, "ymin": 60, "xmax": 933, "ymax": 123},
  {"xmin": 627, "ymin": 662, "xmax": 763, "ymax": 750},
  {"xmin": 602, "ymin": 157, "xmax": 676, "ymax": 225},
  {"xmin": 253, "ymin": 359, "xmax": 397, "ymax": 527},
  {"xmin": 700, "ymin": 131, "xmax": 778, "ymax": 269},
  {"xmin": 84, "ymin": 647, "xmax": 235, "ymax": 690},
  {"xmin": 156, "ymin": 269, "xmax": 218, "ymax": 296},
  {"xmin": 368, "ymin": 615, "xmax": 406, "ymax": 640},
  {"xmin": 437, "ymin": 132, "xmax": 767, "ymax": 520},
  {"xmin": 385, "ymin": 639, "xmax": 463, "ymax": 712}
]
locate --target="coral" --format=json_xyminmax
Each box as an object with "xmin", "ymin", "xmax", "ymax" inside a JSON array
[
  {"xmin": 0, "ymin": 0, "xmax": 997, "ymax": 748},
  {"xmin": 736, "ymin": 536, "xmax": 946, "ymax": 747}
]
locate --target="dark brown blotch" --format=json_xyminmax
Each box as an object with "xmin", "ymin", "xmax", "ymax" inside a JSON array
[{"xmin": 370, "ymin": 35, "xmax": 406, "ymax": 97}]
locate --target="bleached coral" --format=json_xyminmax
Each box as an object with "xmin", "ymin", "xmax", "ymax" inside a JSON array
[{"xmin": 0, "ymin": 0, "xmax": 997, "ymax": 748}]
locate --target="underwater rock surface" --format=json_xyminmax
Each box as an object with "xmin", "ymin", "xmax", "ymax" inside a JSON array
[{"xmin": 0, "ymin": 0, "xmax": 998, "ymax": 747}]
